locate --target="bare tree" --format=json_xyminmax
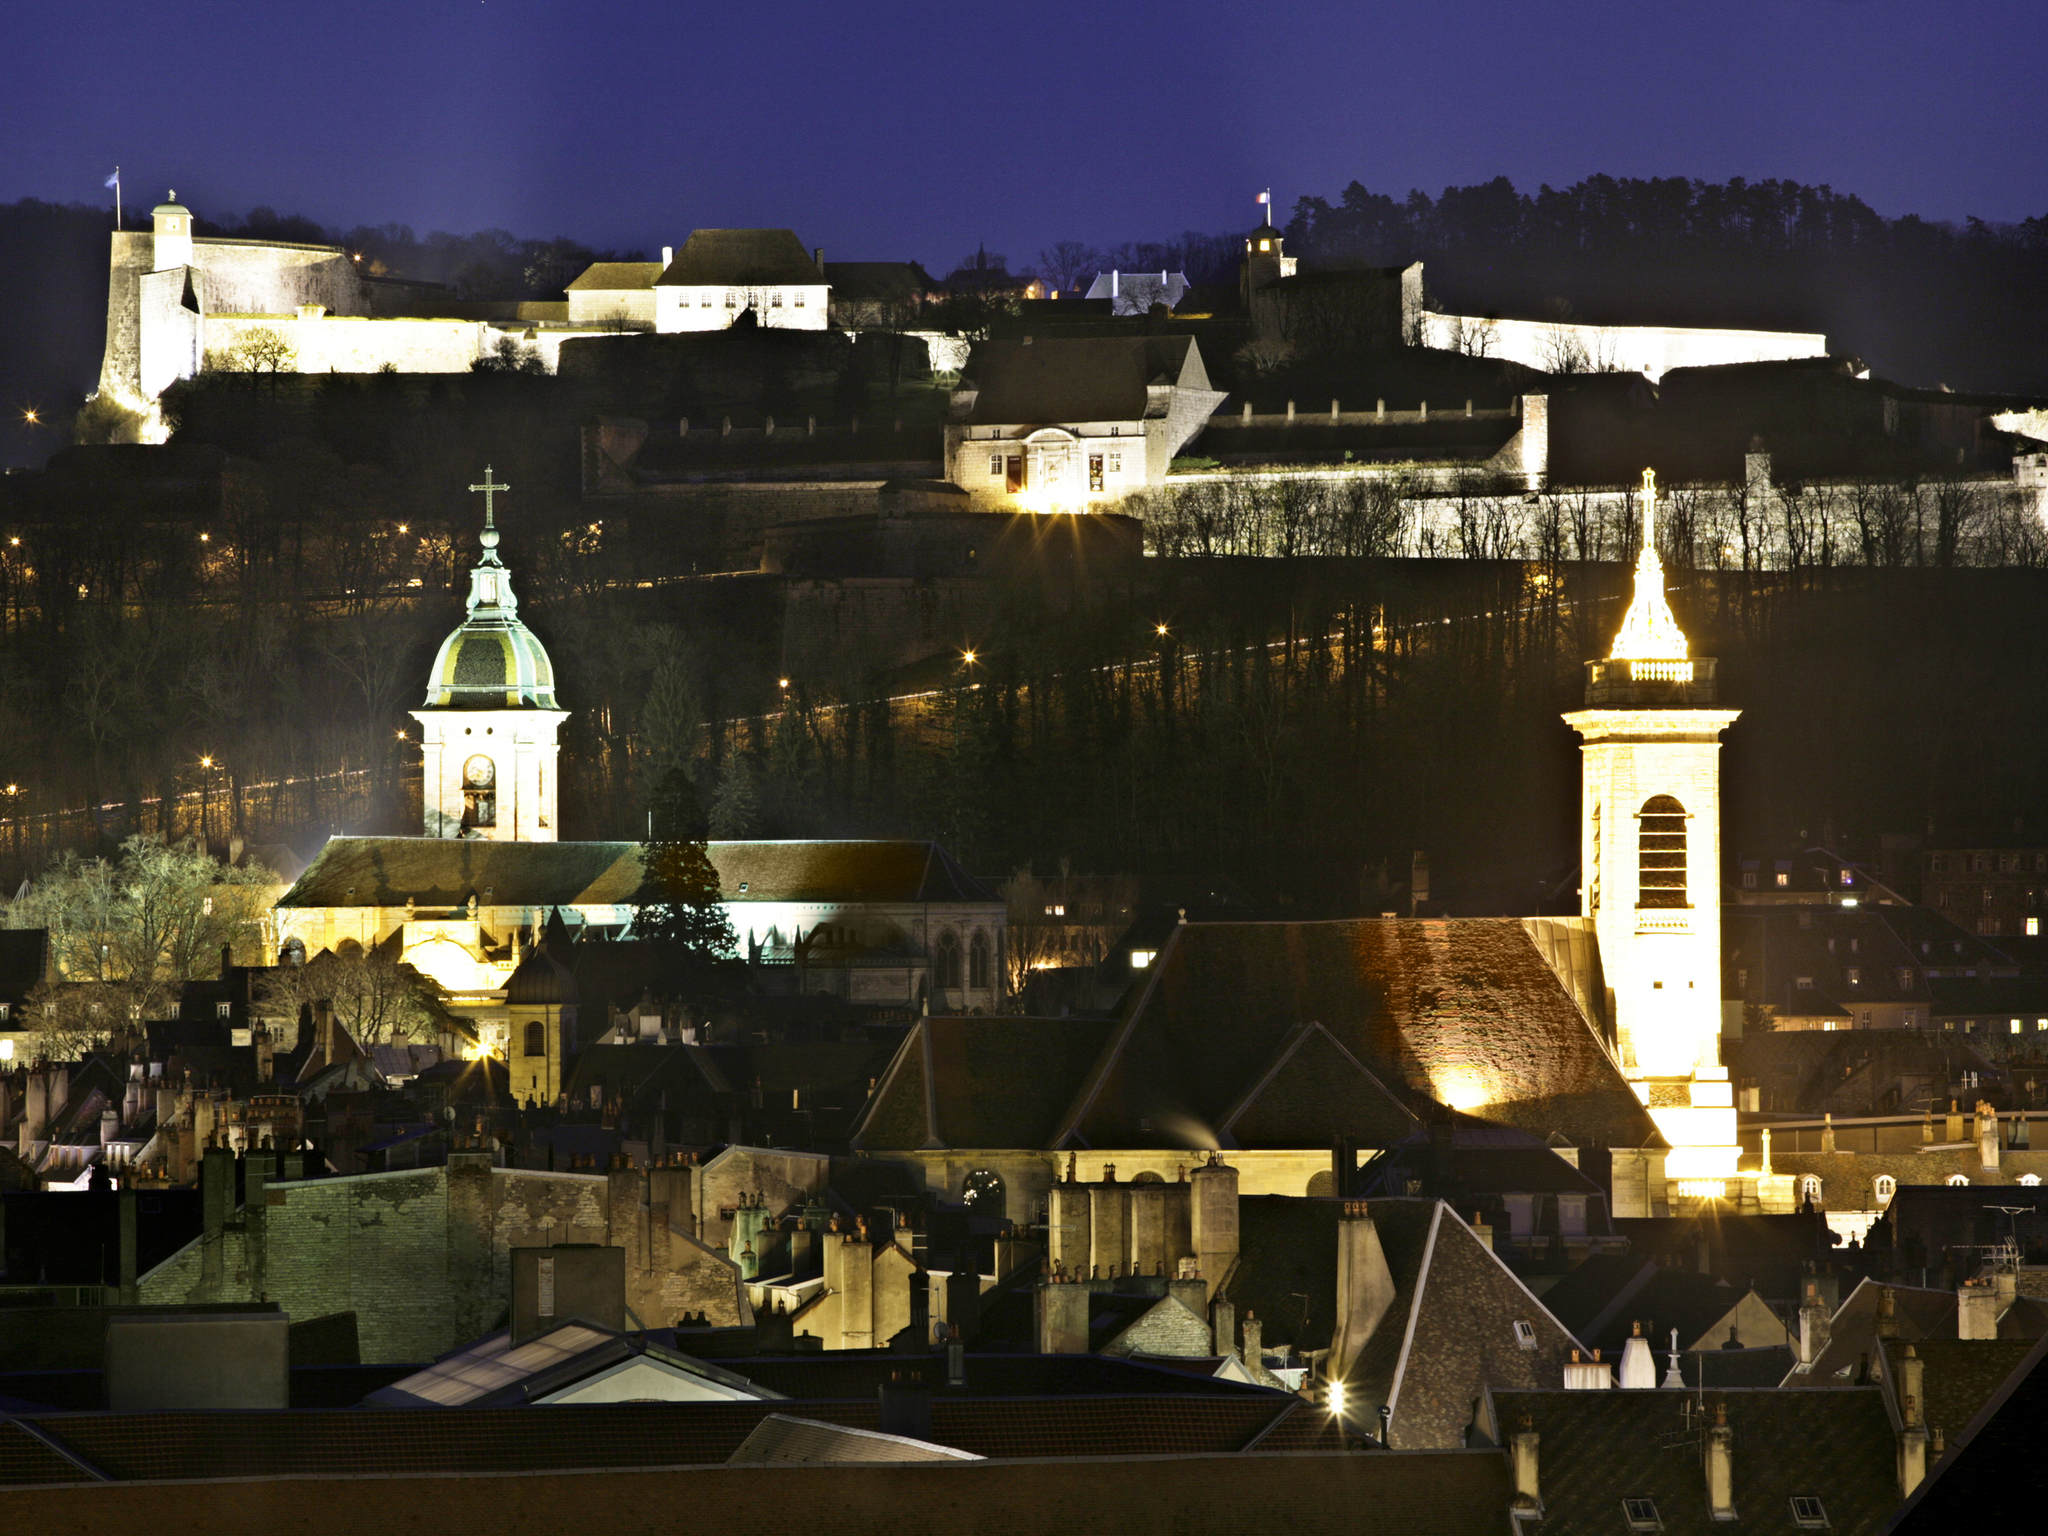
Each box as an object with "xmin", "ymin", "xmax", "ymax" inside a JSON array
[{"xmin": 1036, "ymin": 240, "xmax": 1099, "ymax": 296}]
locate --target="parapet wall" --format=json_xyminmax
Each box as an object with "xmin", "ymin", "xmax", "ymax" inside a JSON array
[
  {"xmin": 1421, "ymin": 311, "xmax": 1828, "ymax": 380},
  {"xmin": 204, "ymin": 313, "xmax": 490, "ymax": 374}
]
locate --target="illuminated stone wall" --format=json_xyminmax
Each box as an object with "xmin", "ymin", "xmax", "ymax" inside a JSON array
[
  {"xmin": 656, "ymin": 283, "xmax": 831, "ymax": 331},
  {"xmin": 1420, "ymin": 311, "xmax": 1828, "ymax": 381},
  {"xmin": 136, "ymin": 1159, "xmax": 746, "ymax": 1362},
  {"xmin": 203, "ymin": 313, "xmax": 491, "ymax": 374}
]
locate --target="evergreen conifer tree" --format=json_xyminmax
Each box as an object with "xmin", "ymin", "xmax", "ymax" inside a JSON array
[{"xmin": 637, "ymin": 767, "xmax": 735, "ymax": 1002}]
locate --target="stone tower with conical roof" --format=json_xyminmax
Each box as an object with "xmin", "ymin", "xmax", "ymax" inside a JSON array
[
  {"xmin": 410, "ymin": 471, "xmax": 568, "ymax": 841},
  {"xmin": 1563, "ymin": 469, "xmax": 1741, "ymax": 1198}
]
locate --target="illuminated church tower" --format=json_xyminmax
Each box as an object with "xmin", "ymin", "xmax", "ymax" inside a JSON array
[
  {"xmin": 411, "ymin": 470, "xmax": 567, "ymax": 841},
  {"xmin": 1564, "ymin": 470, "xmax": 1741, "ymax": 1192}
]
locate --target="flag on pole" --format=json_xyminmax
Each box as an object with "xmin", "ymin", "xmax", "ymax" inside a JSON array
[
  {"xmin": 1255, "ymin": 190, "xmax": 1270, "ymax": 205},
  {"xmin": 104, "ymin": 169, "xmax": 120, "ymax": 189}
]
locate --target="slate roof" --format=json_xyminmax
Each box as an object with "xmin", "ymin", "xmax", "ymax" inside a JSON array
[
  {"xmin": 852, "ymin": 1015, "xmax": 1118, "ymax": 1151},
  {"xmin": 1222, "ymin": 1198, "xmax": 1582, "ymax": 1449},
  {"xmin": 1060, "ymin": 920, "xmax": 1657, "ymax": 1150},
  {"xmin": 716, "ymin": 1351, "xmax": 1276, "ymax": 1402},
  {"xmin": 1493, "ymin": 1387, "xmax": 1902, "ymax": 1536},
  {"xmin": 564, "ymin": 261, "xmax": 664, "ymax": 293},
  {"xmin": 1890, "ymin": 1331, "xmax": 2048, "ymax": 1533},
  {"xmin": 1542, "ymin": 1256, "xmax": 1760, "ymax": 1356},
  {"xmin": 1877, "ymin": 1336, "xmax": 2037, "ymax": 1451},
  {"xmin": 960, "ymin": 335, "xmax": 1206, "ymax": 425},
  {"xmin": 1789, "ymin": 1277, "xmax": 2048, "ymax": 1385},
  {"xmin": 278, "ymin": 838, "xmax": 995, "ymax": 912},
  {"xmin": 657, "ymin": 230, "xmax": 823, "ymax": 288},
  {"xmin": 821, "ymin": 261, "xmax": 936, "ymax": 300}
]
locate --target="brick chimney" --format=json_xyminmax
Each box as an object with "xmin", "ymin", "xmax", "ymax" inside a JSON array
[
  {"xmin": 1188, "ymin": 1153, "xmax": 1239, "ymax": 1305},
  {"xmin": 1036, "ymin": 1273, "xmax": 1090, "ymax": 1354},
  {"xmin": 1511, "ymin": 1414, "xmax": 1541, "ymax": 1514},
  {"xmin": 1240, "ymin": 1309, "xmax": 1263, "ymax": 1372},
  {"xmin": 1978, "ymin": 1098, "xmax": 2001, "ymax": 1170},
  {"xmin": 1211, "ymin": 1295, "xmax": 1236, "ymax": 1357},
  {"xmin": 1470, "ymin": 1210, "xmax": 1494, "ymax": 1252},
  {"xmin": 1875, "ymin": 1285, "xmax": 1900, "ymax": 1341},
  {"xmin": 1705, "ymin": 1400, "xmax": 1736, "ymax": 1520}
]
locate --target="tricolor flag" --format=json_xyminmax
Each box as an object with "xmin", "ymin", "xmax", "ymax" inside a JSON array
[{"xmin": 1256, "ymin": 190, "xmax": 1270, "ymax": 205}]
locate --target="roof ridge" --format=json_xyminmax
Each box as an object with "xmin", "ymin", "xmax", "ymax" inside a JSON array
[{"xmin": 1052, "ymin": 924, "xmax": 1184, "ymax": 1147}]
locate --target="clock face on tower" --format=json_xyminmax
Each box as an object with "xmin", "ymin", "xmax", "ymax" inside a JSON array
[{"xmin": 463, "ymin": 755, "xmax": 495, "ymax": 789}]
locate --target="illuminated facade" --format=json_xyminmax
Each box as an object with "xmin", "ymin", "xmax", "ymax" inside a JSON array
[
  {"xmin": 1563, "ymin": 470, "xmax": 1742, "ymax": 1193},
  {"xmin": 410, "ymin": 472, "xmax": 567, "ymax": 843}
]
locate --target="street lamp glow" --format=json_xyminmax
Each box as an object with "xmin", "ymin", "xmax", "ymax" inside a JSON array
[
  {"xmin": 21, "ymin": 409, "xmax": 37, "ymax": 427},
  {"xmin": 961, "ymin": 649, "xmax": 978, "ymax": 665},
  {"xmin": 1155, "ymin": 623, "xmax": 1169, "ymax": 637},
  {"xmin": 199, "ymin": 755, "xmax": 214, "ymax": 769},
  {"xmin": 1327, "ymin": 1380, "xmax": 1347, "ymax": 1418},
  {"xmin": 777, "ymin": 677, "xmax": 791, "ymax": 690}
]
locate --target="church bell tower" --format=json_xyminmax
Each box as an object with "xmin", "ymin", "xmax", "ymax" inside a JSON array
[
  {"xmin": 411, "ymin": 469, "xmax": 567, "ymax": 842},
  {"xmin": 1563, "ymin": 470, "xmax": 1741, "ymax": 1193}
]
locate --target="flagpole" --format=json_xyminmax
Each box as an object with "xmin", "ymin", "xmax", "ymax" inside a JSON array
[{"xmin": 112, "ymin": 168, "xmax": 121, "ymax": 231}]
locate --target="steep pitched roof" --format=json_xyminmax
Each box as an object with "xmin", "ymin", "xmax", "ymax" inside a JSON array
[
  {"xmin": 1060, "ymin": 920, "xmax": 1656, "ymax": 1150},
  {"xmin": 657, "ymin": 230, "xmax": 823, "ymax": 287},
  {"xmin": 960, "ymin": 335, "xmax": 1206, "ymax": 425},
  {"xmin": 565, "ymin": 261, "xmax": 664, "ymax": 293},
  {"xmin": 1222, "ymin": 1198, "xmax": 1581, "ymax": 1449}
]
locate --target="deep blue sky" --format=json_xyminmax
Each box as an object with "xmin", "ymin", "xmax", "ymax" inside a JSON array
[{"xmin": 6, "ymin": 0, "xmax": 2044, "ymax": 267}]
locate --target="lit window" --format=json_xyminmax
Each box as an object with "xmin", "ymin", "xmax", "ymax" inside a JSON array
[
  {"xmin": 1841, "ymin": 871, "xmax": 1854, "ymax": 885},
  {"xmin": 1846, "ymin": 968, "xmax": 1860, "ymax": 986},
  {"xmin": 1259, "ymin": 239, "xmax": 1271, "ymax": 252},
  {"xmin": 989, "ymin": 455, "xmax": 1003, "ymax": 476},
  {"xmin": 202, "ymin": 896, "xmax": 214, "ymax": 916},
  {"xmin": 1623, "ymin": 1498, "xmax": 1662, "ymax": 1532},
  {"xmin": 1043, "ymin": 904, "xmax": 1066, "ymax": 917},
  {"xmin": 216, "ymin": 1002, "xmax": 231, "ymax": 1020},
  {"xmin": 1512, "ymin": 1319, "xmax": 1537, "ymax": 1349},
  {"xmin": 2022, "ymin": 1174, "xmax": 2043, "ymax": 1187},
  {"xmin": 2030, "ymin": 918, "xmax": 2040, "ymax": 936},
  {"xmin": 1776, "ymin": 871, "xmax": 1791, "ymax": 887},
  {"xmin": 794, "ymin": 291, "xmax": 805, "ymax": 307},
  {"xmin": 1948, "ymin": 1174, "xmax": 1971, "ymax": 1187},
  {"xmin": 2015, "ymin": 1020, "xmax": 2025, "ymax": 1035},
  {"xmin": 726, "ymin": 291, "xmax": 738, "ymax": 308},
  {"xmin": 1790, "ymin": 1495, "xmax": 1830, "ymax": 1529},
  {"xmin": 1130, "ymin": 949, "xmax": 1157, "ymax": 970},
  {"xmin": 1800, "ymin": 1174, "xmax": 1822, "ymax": 1205},
  {"xmin": 1107, "ymin": 453, "xmax": 1121, "ymax": 473},
  {"xmin": 771, "ymin": 291, "xmax": 783, "ymax": 307},
  {"xmin": 1874, "ymin": 1175, "xmax": 1896, "ymax": 1203}
]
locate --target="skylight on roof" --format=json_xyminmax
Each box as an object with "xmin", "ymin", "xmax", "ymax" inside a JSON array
[
  {"xmin": 1790, "ymin": 1496, "xmax": 1829, "ymax": 1529},
  {"xmin": 1622, "ymin": 1497, "xmax": 1662, "ymax": 1532},
  {"xmin": 388, "ymin": 1323, "xmax": 613, "ymax": 1406}
]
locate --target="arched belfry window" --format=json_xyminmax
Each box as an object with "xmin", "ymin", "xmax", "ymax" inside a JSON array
[
  {"xmin": 463, "ymin": 755, "xmax": 497, "ymax": 829},
  {"xmin": 1638, "ymin": 795, "xmax": 1688, "ymax": 908},
  {"xmin": 1589, "ymin": 804, "xmax": 1602, "ymax": 914},
  {"xmin": 969, "ymin": 930, "xmax": 991, "ymax": 990},
  {"xmin": 934, "ymin": 929, "xmax": 962, "ymax": 990},
  {"xmin": 524, "ymin": 1020, "xmax": 546, "ymax": 1057}
]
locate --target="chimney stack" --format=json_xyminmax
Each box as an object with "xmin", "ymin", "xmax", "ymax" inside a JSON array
[
  {"xmin": 1957, "ymin": 1277, "xmax": 1999, "ymax": 1340},
  {"xmin": 1705, "ymin": 1401, "xmax": 1736, "ymax": 1520},
  {"xmin": 661, "ymin": 245, "xmax": 673, "ymax": 267},
  {"xmin": 813, "ymin": 247, "xmax": 825, "ymax": 275},
  {"xmin": 1897, "ymin": 1346, "xmax": 1929, "ymax": 1496},
  {"xmin": 1241, "ymin": 1309, "xmax": 1263, "ymax": 1373},
  {"xmin": 1511, "ymin": 1415, "xmax": 1541, "ymax": 1514},
  {"xmin": 1470, "ymin": 1210, "xmax": 1494, "ymax": 1252},
  {"xmin": 1875, "ymin": 1285, "xmax": 1899, "ymax": 1341},
  {"xmin": 1798, "ymin": 1273, "xmax": 1833, "ymax": 1369},
  {"xmin": 1618, "ymin": 1320, "xmax": 1656, "ymax": 1388},
  {"xmin": 1563, "ymin": 1346, "xmax": 1614, "ymax": 1390}
]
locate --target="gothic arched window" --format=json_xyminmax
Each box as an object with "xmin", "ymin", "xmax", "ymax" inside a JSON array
[
  {"xmin": 934, "ymin": 929, "xmax": 962, "ymax": 989},
  {"xmin": 1638, "ymin": 795, "xmax": 1688, "ymax": 908},
  {"xmin": 524, "ymin": 1021, "xmax": 546, "ymax": 1058},
  {"xmin": 1799, "ymin": 1174, "xmax": 1823, "ymax": 1207},
  {"xmin": 968, "ymin": 930, "xmax": 991, "ymax": 990}
]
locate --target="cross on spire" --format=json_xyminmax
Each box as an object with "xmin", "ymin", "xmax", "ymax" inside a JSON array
[
  {"xmin": 1640, "ymin": 467, "xmax": 1658, "ymax": 557},
  {"xmin": 469, "ymin": 465, "xmax": 509, "ymax": 529}
]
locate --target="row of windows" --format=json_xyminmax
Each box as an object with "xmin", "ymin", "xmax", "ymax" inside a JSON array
[
  {"xmin": 932, "ymin": 928, "xmax": 993, "ymax": 991},
  {"xmin": 1799, "ymin": 1171, "xmax": 2038, "ymax": 1205},
  {"xmin": 684, "ymin": 289, "xmax": 810, "ymax": 308},
  {"xmin": 1625, "ymin": 1495, "xmax": 1827, "ymax": 1531},
  {"xmin": 1930, "ymin": 852, "xmax": 2048, "ymax": 874}
]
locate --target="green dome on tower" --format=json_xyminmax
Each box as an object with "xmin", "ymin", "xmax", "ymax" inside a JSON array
[{"xmin": 422, "ymin": 489, "xmax": 560, "ymax": 710}]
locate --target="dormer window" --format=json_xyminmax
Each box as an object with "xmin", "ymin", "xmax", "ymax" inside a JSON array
[
  {"xmin": 1622, "ymin": 1497, "xmax": 1662, "ymax": 1532},
  {"xmin": 1512, "ymin": 1319, "xmax": 1537, "ymax": 1349}
]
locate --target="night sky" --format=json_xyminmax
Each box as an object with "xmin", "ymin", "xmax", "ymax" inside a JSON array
[{"xmin": 6, "ymin": 0, "xmax": 2044, "ymax": 266}]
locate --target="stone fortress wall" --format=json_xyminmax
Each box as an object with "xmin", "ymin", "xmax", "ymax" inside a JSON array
[{"xmin": 1419, "ymin": 310, "xmax": 1829, "ymax": 382}]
